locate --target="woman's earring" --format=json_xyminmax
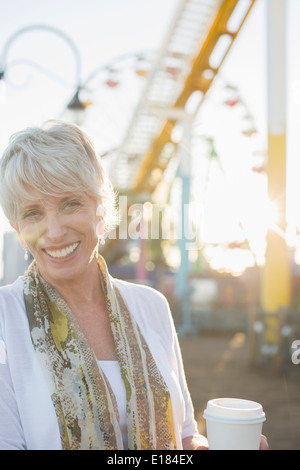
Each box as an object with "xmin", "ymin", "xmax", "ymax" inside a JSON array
[
  {"xmin": 24, "ymin": 249, "xmax": 29, "ymax": 261},
  {"xmin": 99, "ymin": 237, "xmax": 105, "ymax": 246}
]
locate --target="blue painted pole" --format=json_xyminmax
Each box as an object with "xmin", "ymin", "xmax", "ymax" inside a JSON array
[{"xmin": 175, "ymin": 119, "xmax": 193, "ymax": 336}]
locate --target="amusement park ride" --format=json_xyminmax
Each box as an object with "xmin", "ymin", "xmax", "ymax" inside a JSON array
[
  {"xmin": 106, "ymin": 3, "xmax": 256, "ymax": 273},
  {"xmin": 109, "ymin": 0, "xmax": 257, "ymax": 196},
  {"xmin": 0, "ymin": 0, "xmax": 292, "ymax": 351},
  {"xmin": 106, "ymin": 0, "xmax": 258, "ymax": 335},
  {"xmin": 106, "ymin": 0, "xmax": 291, "ymax": 348}
]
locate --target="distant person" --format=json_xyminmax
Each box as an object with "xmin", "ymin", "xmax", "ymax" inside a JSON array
[{"xmin": 0, "ymin": 121, "xmax": 268, "ymax": 450}]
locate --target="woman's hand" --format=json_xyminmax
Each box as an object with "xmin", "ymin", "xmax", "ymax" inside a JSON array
[
  {"xmin": 182, "ymin": 435, "xmax": 208, "ymax": 450},
  {"xmin": 259, "ymin": 435, "xmax": 269, "ymax": 450}
]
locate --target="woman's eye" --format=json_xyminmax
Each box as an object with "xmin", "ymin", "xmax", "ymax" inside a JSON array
[
  {"xmin": 23, "ymin": 210, "xmax": 40, "ymax": 219},
  {"xmin": 64, "ymin": 200, "xmax": 81, "ymax": 210}
]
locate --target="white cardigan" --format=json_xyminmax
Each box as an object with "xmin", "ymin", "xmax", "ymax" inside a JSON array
[{"xmin": 0, "ymin": 276, "xmax": 198, "ymax": 450}]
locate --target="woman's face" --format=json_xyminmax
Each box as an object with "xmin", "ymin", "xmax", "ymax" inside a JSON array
[{"xmin": 14, "ymin": 186, "xmax": 101, "ymax": 286}]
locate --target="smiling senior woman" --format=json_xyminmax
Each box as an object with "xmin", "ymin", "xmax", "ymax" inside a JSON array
[{"xmin": 0, "ymin": 120, "xmax": 206, "ymax": 451}]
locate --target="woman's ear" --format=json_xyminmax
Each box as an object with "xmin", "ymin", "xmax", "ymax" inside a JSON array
[{"xmin": 96, "ymin": 203, "xmax": 107, "ymax": 238}]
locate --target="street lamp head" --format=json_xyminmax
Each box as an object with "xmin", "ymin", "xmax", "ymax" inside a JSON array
[
  {"xmin": 67, "ymin": 90, "xmax": 86, "ymax": 110},
  {"xmin": 65, "ymin": 89, "xmax": 92, "ymax": 125}
]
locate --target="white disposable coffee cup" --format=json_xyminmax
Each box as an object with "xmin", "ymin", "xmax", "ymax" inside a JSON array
[{"xmin": 203, "ymin": 398, "xmax": 266, "ymax": 450}]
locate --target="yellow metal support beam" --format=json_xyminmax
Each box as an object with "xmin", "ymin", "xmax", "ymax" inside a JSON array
[
  {"xmin": 131, "ymin": 0, "xmax": 257, "ymax": 194},
  {"xmin": 262, "ymin": 135, "xmax": 290, "ymax": 310},
  {"xmin": 261, "ymin": 0, "xmax": 291, "ymax": 345},
  {"xmin": 262, "ymin": 135, "xmax": 291, "ymax": 343}
]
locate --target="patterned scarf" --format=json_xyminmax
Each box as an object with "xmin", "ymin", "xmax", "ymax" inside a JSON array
[{"xmin": 23, "ymin": 255, "xmax": 177, "ymax": 450}]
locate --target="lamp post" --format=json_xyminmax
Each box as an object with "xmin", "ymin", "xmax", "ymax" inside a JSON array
[
  {"xmin": 0, "ymin": 24, "xmax": 83, "ymax": 110},
  {"xmin": 0, "ymin": 25, "xmax": 153, "ymax": 126}
]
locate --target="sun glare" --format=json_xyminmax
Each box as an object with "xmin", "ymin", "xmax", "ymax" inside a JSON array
[{"xmin": 198, "ymin": 193, "xmax": 283, "ymax": 275}]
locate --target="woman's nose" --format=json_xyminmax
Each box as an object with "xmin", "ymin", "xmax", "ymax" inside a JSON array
[{"xmin": 44, "ymin": 213, "xmax": 67, "ymax": 241}]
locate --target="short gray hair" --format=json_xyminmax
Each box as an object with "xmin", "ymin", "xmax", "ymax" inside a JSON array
[{"xmin": 0, "ymin": 120, "xmax": 118, "ymax": 229}]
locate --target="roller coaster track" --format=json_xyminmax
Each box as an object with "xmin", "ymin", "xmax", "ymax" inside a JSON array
[{"xmin": 109, "ymin": 0, "xmax": 257, "ymax": 198}]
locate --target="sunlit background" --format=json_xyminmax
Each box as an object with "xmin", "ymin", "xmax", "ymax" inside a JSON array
[
  {"xmin": 1, "ymin": 0, "xmax": 300, "ymax": 312},
  {"xmin": 0, "ymin": 2, "xmax": 298, "ymax": 291},
  {"xmin": 0, "ymin": 4, "xmax": 295, "ymax": 280}
]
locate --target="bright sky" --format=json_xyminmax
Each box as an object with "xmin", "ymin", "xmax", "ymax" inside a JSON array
[
  {"xmin": 0, "ymin": 0, "xmax": 300, "ymax": 276},
  {"xmin": 0, "ymin": 0, "xmax": 178, "ymax": 148},
  {"xmin": 0, "ymin": 0, "xmax": 178, "ymax": 229}
]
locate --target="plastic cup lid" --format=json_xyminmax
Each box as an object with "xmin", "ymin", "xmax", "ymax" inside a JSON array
[{"xmin": 203, "ymin": 398, "xmax": 266, "ymax": 424}]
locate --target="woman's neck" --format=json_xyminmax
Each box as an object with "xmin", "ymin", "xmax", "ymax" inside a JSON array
[{"xmin": 40, "ymin": 258, "xmax": 105, "ymax": 311}]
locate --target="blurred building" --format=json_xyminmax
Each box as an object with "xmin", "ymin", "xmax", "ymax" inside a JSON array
[{"xmin": 1, "ymin": 231, "xmax": 31, "ymax": 285}]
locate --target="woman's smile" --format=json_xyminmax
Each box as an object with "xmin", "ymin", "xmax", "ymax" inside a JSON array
[{"xmin": 43, "ymin": 241, "xmax": 80, "ymax": 260}]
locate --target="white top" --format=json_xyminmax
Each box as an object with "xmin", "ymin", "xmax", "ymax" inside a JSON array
[
  {"xmin": 0, "ymin": 276, "xmax": 198, "ymax": 450},
  {"xmin": 98, "ymin": 360, "xmax": 128, "ymax": 449}
]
